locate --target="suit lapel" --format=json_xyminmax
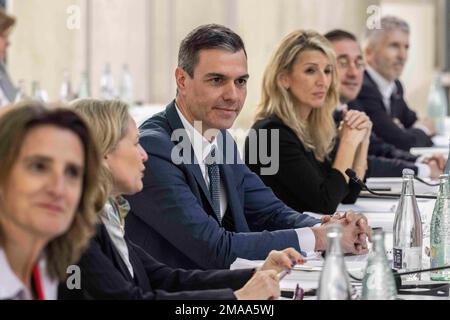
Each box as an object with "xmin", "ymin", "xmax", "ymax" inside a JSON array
[
  {"xmin": 98, "ymin": 224, "xmax": 134, "ymax": 282},
  {"xmin": 165, "ymin": 101, "xmax": 217, "ymax": 218},
  {"xmin": 0, "ymin": 63, "xmax": 16, "ymax": 102},
  {"xmin": 125, "ymin": 240, "xmax": 149, "ymax": 288}
]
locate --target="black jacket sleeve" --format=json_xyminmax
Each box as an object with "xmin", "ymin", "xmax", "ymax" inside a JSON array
[
  {"xmin": 366, "ymin": 155, "xmax": 418, "ymax": 178},
  {"xmin": 129, "ymin": 241, "xmax": 254, "ymax": 293},
  {"xmin": 350, "ymin": 76, "xmax": 433, "ymax": 151},
  {"xmin": 368, "ymin": 132, "xmax": 419, "ymax": 162},
  {"xmin": 59, "ymin": 236, "xmax": 253, "ymax": 300}
]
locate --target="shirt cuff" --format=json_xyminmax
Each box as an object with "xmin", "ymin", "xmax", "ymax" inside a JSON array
[
  {"xmin": 415, "ymin": 163, "xmax": 431, "ymax": 178},
  {"xmin": 295, "ymin": 227, "xmax": 317, "ymax": 254},
  {"xmin": 415, "ymin": 154, "xmax": 427, "ymax": 163}
]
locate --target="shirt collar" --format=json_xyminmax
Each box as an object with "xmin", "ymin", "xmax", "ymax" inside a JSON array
[
  {"xmin": 175, "ymin": 103, "xmax": 219, "ymax": 164},
  {"xmin": 0, "ymin": 247, "xmax": 57, "ymax": 300},
  {"xmin": 366, "ymin": 65, "xmax": 396, "ymax": 101},
  {"xmin": 0, "ymin": 247, "xmax": 25, "ymax": 299}
]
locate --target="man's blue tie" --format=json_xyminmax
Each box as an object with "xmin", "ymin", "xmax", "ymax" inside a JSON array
[{"xmin": 206, "ymin": 146, "xmax": 221, "ymax": 224}]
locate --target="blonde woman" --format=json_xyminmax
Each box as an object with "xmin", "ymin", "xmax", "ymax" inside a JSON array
[
  {"xmin": 0, "ymin": 102, "xmax": 100, "ymax": 299},
  {"xmin": 58, "ymin": 98, "xmax": 303, "ymax": 300},
  {"xmin": 245, "ymin": 30, "xmax": 371, "ymax": 215}
]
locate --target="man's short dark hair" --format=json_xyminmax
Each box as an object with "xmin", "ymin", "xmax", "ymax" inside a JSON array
[
  {"xmin": 324, "ymin": 29, "xmax": 357, "ymax": 43},
  {"xmin": 178, "ymin": 24, "xmax": 247, "ymax": 77}
]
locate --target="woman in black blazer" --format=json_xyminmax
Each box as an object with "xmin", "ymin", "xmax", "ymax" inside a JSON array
[
  {"xmin": 245, "ymin": 30, "xmax": 371, "ymax": 215},
  {"xmin": 59, "ymin": 99, "xmax": 303, "ymax": 300}
]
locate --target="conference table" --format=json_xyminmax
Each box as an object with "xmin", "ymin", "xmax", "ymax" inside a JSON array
[
  {"xmin": 231, "ymin": 176, "xmax": 449, "ymax": 300},
  {"xmin": 231, "ymin": 119, "xmax": 450, "ymax": 300},
  {"xmin": 130, "ymin": 105, "xmax": 450, "ymax": 300}
]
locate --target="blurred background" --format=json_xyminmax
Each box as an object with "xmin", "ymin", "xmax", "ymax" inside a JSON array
[{"xmin": 4, "ymin": 0, "xmax": 450, "ymax": 130}]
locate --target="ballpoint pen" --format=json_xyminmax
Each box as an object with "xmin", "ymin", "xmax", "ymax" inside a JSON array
[
  {"xmin": 277, "ymin": 268, "xmax": 291, "ymax": 280},
  {"xmin": 277, "ymin": 261, "xmax": 297, "ymax": 280}
]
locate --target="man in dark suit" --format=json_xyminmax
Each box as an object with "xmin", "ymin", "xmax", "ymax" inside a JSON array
[
  {"xmin": 125, "ymin": 24, "xmax": 371, "ymax": 270},
  {"xmin": 325, "ymin": 29, "xmax": 444, "ymax": 178},
  {"xmin": 352, "ymin": 16, "xmax": 435, "ymax": 151}
]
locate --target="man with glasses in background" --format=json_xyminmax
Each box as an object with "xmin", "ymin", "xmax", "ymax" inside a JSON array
[{"xmin": 325, "ymin": 29, "xmax": 444, "ymax": 178}]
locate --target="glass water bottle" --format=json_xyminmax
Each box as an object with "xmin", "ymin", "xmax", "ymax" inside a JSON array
[
  {"xmin": 317, "ymin": 224, "xmax": 352, "ymax": 300},
  {"xmin": 393, "ymin": 168, "xmax": 423, "ymax": 281}
]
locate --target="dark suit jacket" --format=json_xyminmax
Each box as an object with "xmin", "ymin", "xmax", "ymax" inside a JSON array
[
  {"xmin": 59, "ymin": 224, "xmax": 253, "ymax": 300},
  {"xmin": 333, "ymin": 110, "xmax": 419, "ymax": 177},
  {"xmin": 0, "ymin": 63, "xmax": 17, "ymax": 103},
  {"xmin": 125, "ymin": 101, "xmax": 320, "ymax": 269},
  {"xmin": 351, "ymin": 71, "xmax": 433, "ymax": 151},
  {"xmin": 244, "ymin": 115, "xmax": 361, "ymax": 215}
]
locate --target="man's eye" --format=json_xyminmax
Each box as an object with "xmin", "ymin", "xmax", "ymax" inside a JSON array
[
  {"xmin": 210, "ymin": 78, "xmax": 223, "ymax": 84},
  {"xmin": 236, "ymin": 78, "xmax": 247, "ymax": 86},
  {"xmin": 338, "ymin": 58, "xmax": 349, "ymax": 68}
]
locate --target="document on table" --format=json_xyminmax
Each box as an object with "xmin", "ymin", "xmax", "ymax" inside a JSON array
[
  {"xmin": 336, "ymin": 202, "xmax": 397, "ymax": 213},
  {"xmin": 303, "ymin": 200, "xmax": 397, "ymax": 217},
  {"xmin": 366, "ymin": 177, "xmax": 439, "ymax": 195},
  {"xmin": 230, "ymin": 255, "xmax": 368, "ymax": 291},
  {"xmin": 410, "ymin": 146, "xmax": 448, "ymax": 156}
]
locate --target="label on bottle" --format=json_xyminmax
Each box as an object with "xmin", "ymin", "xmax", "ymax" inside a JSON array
[
  {"xmin": 393, "ymin": 248, "xmax": 403, "ymax": 269},
  {"xmin": 393, "ymin": 246, "xmax": 421, "ymax": 270}
]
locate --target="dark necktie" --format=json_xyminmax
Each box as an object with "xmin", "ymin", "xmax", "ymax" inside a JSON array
[{"xmin": 206, "ymin": 146, "xmax": 221, "ymax": 224}]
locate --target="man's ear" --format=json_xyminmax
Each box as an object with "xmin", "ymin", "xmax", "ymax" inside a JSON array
[
  {"xmin": 364, "ymin": 45, "xmax": 373, "ymax": 64},
  {"xmin": 175, "ymin": 67, "xmax": 188, "ymax": 94}
]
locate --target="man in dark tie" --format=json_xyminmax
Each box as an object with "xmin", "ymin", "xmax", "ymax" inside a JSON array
[
  {"xmin": 125, "ymin": 24, "xmax": 371, "ymax": 270},
  {"xmin": 0, "ymin": 9, "xmax": 17, "ymax": 106},
  {"xmin": 353, "ymin": 16, "xmax": 435, "ymax": 151},
  {"xmin": 325, "ymin": 29, "xmax": 444, "ymax": 178}
]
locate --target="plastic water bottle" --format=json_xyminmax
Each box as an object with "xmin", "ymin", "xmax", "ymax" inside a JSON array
[
  {"xmin": 14, "ymin": 79, "xmax": 27, "ymax": 102},
  {"xmin": 119, "ymin": 64, "xmax": 134, "ymax": 105},
  {"xmin": 393, "ymin": 168, "xmax": 423, "ymax": 281},
  {"xmin": 31, "ymin": 81, "xmax": 48, "ymax": 102},
  {"xmin": 427, "ymin": 72, "xmax": 448, "ymax": 136},
  {"xmin": 362, "ymin": 230, "xmax": 397, "ymax": 300},
  {"xmin": 59, "ymin": 70, "xmax": 73, "ymax": 102},
  {"xmin": 430, "ymin": 174, "xmax": 450, "ymax": 280},
  {"xmin": 100, "ymin": 63, "xmax": 115, "ymax": 99},
  {"xmin": 78, "ymin": 71, "xmax": 90, "ymax": 99},
  {"xmin": 444, "ymin": 139, "xmax": 450, "ymax": 175},
  {"xmin": 317, "ymin": 224, "xmax": 352, "ymax": 300}
]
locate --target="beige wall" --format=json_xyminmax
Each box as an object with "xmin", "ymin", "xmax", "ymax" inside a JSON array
[
  {"xmin": 234, "ymin": 0, "xmax": 378, "ymax": 127},
  {"xmin": 8, "ymin": 0, "xmax": 85, "ymax": 101},
  {"xmin": 7, "ymin": 0, "xmax": 438, "ymax": 129}
]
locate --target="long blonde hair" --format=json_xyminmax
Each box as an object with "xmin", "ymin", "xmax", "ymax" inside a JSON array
[
  {"xmin": 70, "ymin": 99, "xmax": 131, "ymax": 199},
  {"xmin": 255, "ymin": 30, "xmax": 339, "ymax": 161}
]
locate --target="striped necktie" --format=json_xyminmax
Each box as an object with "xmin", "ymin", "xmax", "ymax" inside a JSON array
[{"xmin": 206, "ymin": 146, "xmax": 221, "ymax": 224}]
